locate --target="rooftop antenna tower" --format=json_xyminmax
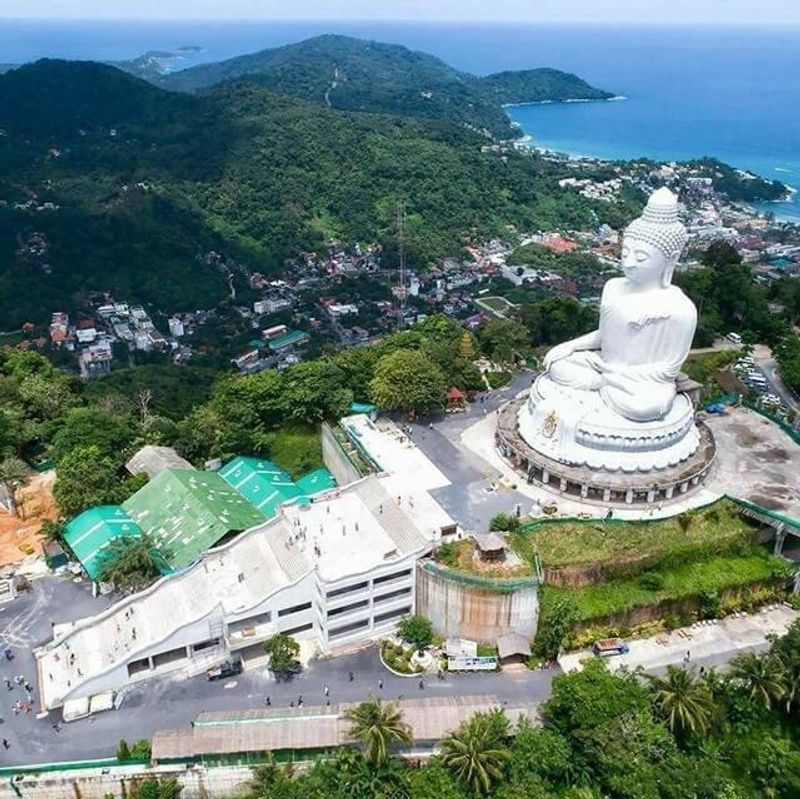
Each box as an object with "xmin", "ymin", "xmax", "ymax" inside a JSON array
[{"xmin": 396, "ymin": 201, "xmax": 406, "ymax": 330}]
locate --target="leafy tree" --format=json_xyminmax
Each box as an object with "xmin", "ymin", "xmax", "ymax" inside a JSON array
[
  {"xmin": 343, "ymin": 697, "xmax": 413, "ymax": 765},
  {"xmin": 0, "ymin": 457, "xmax": 28, "ymax": 516},
  {"xmin": 396, "ymin": 614, "xmax": 434, "ymax": 653},
  {"xmin": 543, "ymin": 659, "xmax": 650, "ymax": 746},
  {"xmin": 51, "ymin": 406, "xmax": 136, "ymax": 464},
  {"xmin": 280, "ymin": 361, "xmax": 353, "ymax": 423},
  {"xmin": 646, "ymin": 666, "xmax": 715, "ymax": 737},
  {"xmin": 507, "ymin": 721, "xmax": 572, "ymax": 789},
  {"xmin": 747, "ymin": 735, "xmax": 800, "ymax": 799},
  {"xmin": 534, "ymin": 597, "xmax": 577, "ymax": 661},
  {"xmin": 264, "ymin": 633, "xmax": 300, "ymax": 675},
  {"xmin": 96, "ymin": 533, "xmax": 167, "ymax": 591},
  {"xmin": 477, "ymin": 319, "xmax": 529, "ymax": 364},
  {"xmin": 53, "ymin": 445, "xmax": 143, "ymax": 518},
  {"xmin": 408, "ymin": 759, "xmax": 466, "ymax": 799},
  {"xmin": 370, "ymin": 349, "xmax": 447, "ymax": 415},
  {"xmin": 440, "ymin": 710, "xmax": 510, "ymax": 795},
  {"xmin": 728, "ymin": 651, "xmax": 786, "ymax": 710},
  {"xmin": 519, "ymin": 296, "xmax": 598, "ymax": 347}
]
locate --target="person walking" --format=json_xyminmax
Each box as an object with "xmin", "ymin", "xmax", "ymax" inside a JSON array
[
  {"xmin": 378, "ymin": 679, "xmax": 383, "ymax": 690},
  {"xmin": 265, "ymin": 696, "xmax": 271, "ymax": 707},
  {"xmin": 324, "ymin": 685, "xmax": 329, "ymax": 697},
  {"xmin": 418, "ymin": 679, "xmax": 424, "ymax": 690},
  {"xmin": 348, "ymin": 671, "xmax": 354, "ymax": 682},
  {"xmin": 2, "ymin": 739, "xmax": 9, "ymax": 750}
]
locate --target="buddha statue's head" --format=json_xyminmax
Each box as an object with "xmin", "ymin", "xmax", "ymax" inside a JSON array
[{"xmin": 621, "ymin": 187, "xmax": 688, "ymax": 289}]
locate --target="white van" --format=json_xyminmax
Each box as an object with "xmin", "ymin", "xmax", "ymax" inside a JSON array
[{"xmin": 726, "ymin": 332, "xmax": 743, "ymax": 345}]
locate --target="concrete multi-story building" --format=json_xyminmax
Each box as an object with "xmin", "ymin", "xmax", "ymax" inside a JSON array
[{"xmin": 37, "ymin": 469, "xmax": 454, "ymax": 714}]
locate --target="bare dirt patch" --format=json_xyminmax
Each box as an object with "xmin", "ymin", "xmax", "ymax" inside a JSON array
[{"xmin": 0, "ymin": 470, "xmax": 57, "ymax": 567}]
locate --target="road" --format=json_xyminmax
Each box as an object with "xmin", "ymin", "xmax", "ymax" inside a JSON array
[{"xmin": 753, "ymin": 344, "xmax": 800, "ymax": 412}]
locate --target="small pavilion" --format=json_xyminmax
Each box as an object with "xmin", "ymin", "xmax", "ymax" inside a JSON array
[{"xmin": 446, "ymin": 386, "xmax": 467, "ymax": 411}]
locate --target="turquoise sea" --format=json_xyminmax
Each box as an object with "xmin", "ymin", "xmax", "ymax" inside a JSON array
[{"xmin": 2, "ymin": 20, "xmax": 799, "ymax": 220}]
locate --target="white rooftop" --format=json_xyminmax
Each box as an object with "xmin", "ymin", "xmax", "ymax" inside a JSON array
[{"xmin": 36, "ymin": 474, "xmax": 449, "ymax": 710}]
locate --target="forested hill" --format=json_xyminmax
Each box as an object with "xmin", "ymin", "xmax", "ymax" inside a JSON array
[
  {"xmin": 480, "ymin": 68, "xmax": 613, "ymax": 106},
  {"xmin": 0, "ymin": 59, "xmax": 629, "ymax": 327},
  {"xmin": 151, "ymin": 34, "xmax": 612, "ymax": 138}
]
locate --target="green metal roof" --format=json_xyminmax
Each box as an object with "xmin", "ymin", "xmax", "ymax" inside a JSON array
[
  {"xmin": 122, "ymin": 469, "xmax": 266, "ymax": 570},
  {"xmin": 267, "ymin": 330, "xmax": 309, "ymax": 351},
  {"xmin": 295, "ymin": 468, "xmax": 336, "ymax": 497},
  {"xmin": 218, "ymin": 456, "xmax": 302, "ymax": 517},
  {"xmin": 218, "ymin": 457, "xmax": 336, "ymax": 516},
  {"xmin": 63, "ymin": 505, "xmax": 142, "ymax": 580}
]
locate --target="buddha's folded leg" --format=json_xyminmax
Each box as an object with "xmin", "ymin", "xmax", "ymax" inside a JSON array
[
  {"xmin": 548, "ymin": 353, "xmax": 604, "ymax": 391},
  {"xmin": 600, "ymin": 381, "xmax": 676, "ymax": 423}
]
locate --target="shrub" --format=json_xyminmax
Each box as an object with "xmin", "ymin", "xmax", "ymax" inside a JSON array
[
  {"xmin": 639, "ymin": 572, "xmax": 665, "ymax": 591},
  {"xmin": 699, "ymin": 589, "xmax": 723, "ymax": 619},
  {"xmin": 436, "ymin": 541, "xmax": 459, "ymax": 568},
  {"xmin": 490, "ymin": 512, "xmax": 520, "ymax": 532}
]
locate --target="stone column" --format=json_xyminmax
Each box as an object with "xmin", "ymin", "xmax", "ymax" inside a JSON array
[
  {"xmin": 690, "ymin": 475, "xmax": 700, "ymax": 486},
  {"xmin": 542, "ymin": 470, "xmax": 550, "ymax": 484},
  {"xmin": 679, "ymin": 481, "xmax": 689, "ymax": 494},
  {"xmin": 665, "ymin": 485, "xmax": 675, "ymax": 500},
  {"xmin": 580, "ymin": 483, "xmax": 589, "ymax": 499},
  {"xmin": 625, "ymin": 488, "xmax": 634, "ymax": 505},
  {"xmin": 646, "ymin": 488, "xmax": 656, "ymax": 503},
  {"xmin": 559, "ymin": 477, "xmax": 568, "ymax": 492}
]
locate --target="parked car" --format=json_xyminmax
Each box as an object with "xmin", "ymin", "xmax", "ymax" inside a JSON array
[
  {"xmin": 592, "ymin": 638, "xmax": 630, "ymax": 657},
  {"xmin": 206, "ymin": 658, "xmax": 243, "ymax": 681}
]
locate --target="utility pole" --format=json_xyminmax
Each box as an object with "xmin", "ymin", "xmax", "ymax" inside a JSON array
[{"xmin": 396, "ymin": 201, "xmax": 406, "ymax": 330}]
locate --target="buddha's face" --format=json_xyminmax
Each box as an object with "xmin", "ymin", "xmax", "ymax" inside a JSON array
[{"xmin": 621, "ymin": 237, "xmax": 668, "ymax": 287}]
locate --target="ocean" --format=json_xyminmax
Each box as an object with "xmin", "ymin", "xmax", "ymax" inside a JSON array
[{"xmin": 2, "ymin": 19, "xmax": 800, "ymax": 220}]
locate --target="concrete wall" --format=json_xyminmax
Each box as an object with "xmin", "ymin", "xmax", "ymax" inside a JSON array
[
  {"xmin": 415, "ymin": 563, "xmax": 539, "ymax": 645},
  {"xmin": 0, "ymin": 764, "xmax": 252, "ymax": 799},
  {"xmin": 321, "ymin": 422, "xmax": 362, "ymax": 486}
]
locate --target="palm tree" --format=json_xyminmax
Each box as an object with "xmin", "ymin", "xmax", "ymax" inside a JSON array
[
  {"xmin": 777, "ymin": 651, "xmax": 800, "ymax": 714},
  {"xmin": 728, "ymin": 651, "xmax": 786, "ymax": 710},
  {"xmin": 647, "ymin": 665, "xmax": 714, "ymax": 736},
  {"xmin": 343, "ymin": 697, "xmax": 412, "ymax": 765},
  {"xmin": 439, "ymin": 712, "xmax": 510, "ymax": 795}
]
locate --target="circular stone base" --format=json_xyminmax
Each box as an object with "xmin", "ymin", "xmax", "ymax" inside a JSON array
[{"xmin": 496, "ymin": 396, "xmax": 716, "ymax": 506}]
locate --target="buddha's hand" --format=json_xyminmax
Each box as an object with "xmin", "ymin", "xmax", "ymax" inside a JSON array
[{"xmin": 543, "ymin": 341, "xmax": 576, "ymax": 371}]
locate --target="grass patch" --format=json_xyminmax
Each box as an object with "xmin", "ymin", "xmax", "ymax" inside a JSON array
[
  {"xmin": 512, "ymin": 499, "xmax": 752, "ymax": 571},
  {"xmin": 263, "ymin": 423, "xmax": 324, "ymax": 479},
  {"xmin": 540, "ymin": 549, "xmax": 789, "ymax": 625},
  {"xmin": 434, "ymin": 539, "xmax": 535, "ymax": 578}
]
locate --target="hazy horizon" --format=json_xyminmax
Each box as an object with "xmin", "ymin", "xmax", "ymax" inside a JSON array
[{"xmin": 4, "ymin": 0, "xmax": 800, "ymax": 25}]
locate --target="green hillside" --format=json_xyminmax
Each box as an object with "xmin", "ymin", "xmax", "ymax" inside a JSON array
[
  {"xmin": 0, "ymin": 58, "xmax": 628, "ymax": 327},
  {"xmin": 155, "ymin": 34, "xmax": 611, "ymax": 137}
]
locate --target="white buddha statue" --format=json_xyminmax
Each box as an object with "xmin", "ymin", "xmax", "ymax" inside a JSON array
[{"xmin": 517, "ymin": 188, "xmax": 701, "ymax": 473}]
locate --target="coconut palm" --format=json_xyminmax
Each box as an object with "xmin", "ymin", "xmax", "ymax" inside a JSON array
[
  {"xmin": 728, "ymin": 651, "xmax": 786, "ymax": 710},
  {"xmin": 343, "ymin": 697, "xmax": 412, "ymax": 765},
  {"xmin": 439, "ymin": 711, "xmax": 510, "ymax": 795},
  {"xmin": 647, "ymin": 665, "xmax": 715, "ymax": 736}
]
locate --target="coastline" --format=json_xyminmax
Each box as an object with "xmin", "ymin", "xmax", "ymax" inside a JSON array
[{"xmin": 501, "ymin": 95, "xmax": 626, "ymax": 109}]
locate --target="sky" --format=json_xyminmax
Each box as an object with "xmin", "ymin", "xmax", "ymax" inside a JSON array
[{"xmin": 4, "ymin": 0, "xmax": 800, "ymax": 24}]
